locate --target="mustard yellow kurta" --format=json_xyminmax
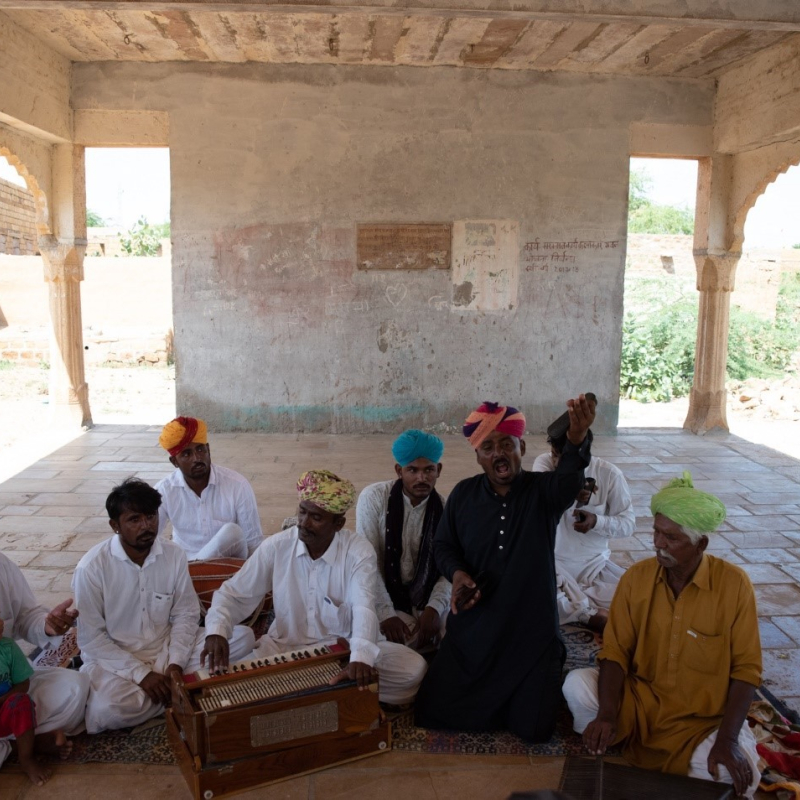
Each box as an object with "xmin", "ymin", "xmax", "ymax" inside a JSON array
[{"xmin": 599, "ymin": 554, "xmax": 762, "ymax": 775}]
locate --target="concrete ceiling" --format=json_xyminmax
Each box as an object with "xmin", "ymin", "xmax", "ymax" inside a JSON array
[{"xmin": 3, "ymin": 1, "xmax": 800, "ymax": 76}]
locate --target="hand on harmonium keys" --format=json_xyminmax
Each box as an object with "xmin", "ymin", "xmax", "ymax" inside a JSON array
[{"xmin": 201, "ymin": 634, "xmax": 230, "ymax": 674}]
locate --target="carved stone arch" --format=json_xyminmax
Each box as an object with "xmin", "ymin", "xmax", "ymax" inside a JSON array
[
  {"xmin": 730, "ymin": 150, "xmax": 800, "ymax": 253},
  {"xmin": 0, "ymin": 144, "xmax": 51, "ymax": 236}
]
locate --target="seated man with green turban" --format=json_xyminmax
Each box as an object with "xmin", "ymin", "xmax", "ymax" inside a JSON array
[{"xmin": 563, "ymin": 472, "xmax": 762, "ymax": 797}]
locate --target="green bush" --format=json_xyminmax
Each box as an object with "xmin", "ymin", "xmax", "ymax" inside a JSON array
[
  {"xmin": 620, "ymin": 273, "xmax": 800, "ymax": 401},
  {"xmin": 120, "ymin": 217, "xmax": 169, "ymax": 256}
]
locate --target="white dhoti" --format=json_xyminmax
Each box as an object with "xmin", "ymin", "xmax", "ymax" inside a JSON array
[
  {"xmin": 83, "ymin": 625, "xmax": 255, "ymax": 733},
  {"xmin": 556, "ymin": 556, "xmax": 625, "ymax": 626},
  {"xmin": 253, "ymin": 635, "xmax": 427, "ymax": 706},
  {"xmin": 563, "ymin": 667, "xmax": 760, "ymax": 798},
  {"xmin": 192, "ymin": 522, "xmax": 249, "ymax": 561}
]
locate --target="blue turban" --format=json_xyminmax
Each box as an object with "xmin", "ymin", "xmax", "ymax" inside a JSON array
[{"xmin": 392, "ymin": 429, "xmax": 444, "ymax": 467}]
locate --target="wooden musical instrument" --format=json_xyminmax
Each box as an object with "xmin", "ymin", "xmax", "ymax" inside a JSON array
[{"xmin": 166, "ymin": 644, "xmax": 390, "ymax": 799}]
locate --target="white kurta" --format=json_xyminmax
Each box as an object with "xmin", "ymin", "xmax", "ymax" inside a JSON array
[
  {"xmin": 73, "ymin": 536, "xmax": 253, "ymax": 732},
  {"xmin": 0, "ymin": 552, "xmax": 90, "ymax": 764},
  {"xmin": 205, "ymin": 527, "xmax": 427, "ymax": 705},
  {"xmin": 355, "ymin": 480, "xmax": 451, "ymax": 622},
  {"xmin": 156, "ymin": 463, "xmax": 264, "ymax": 559},
  {"xmin": 531, "ymin": 454, "xmax": 635, "ymax": 624}
]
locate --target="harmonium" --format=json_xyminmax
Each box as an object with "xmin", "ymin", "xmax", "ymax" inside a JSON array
[{"xmin": 167, "ymin": 643, "xmax": 391, "ymax": 799}]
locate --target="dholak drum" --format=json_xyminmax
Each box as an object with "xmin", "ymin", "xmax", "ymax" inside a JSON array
[{"xmin": 189, "ymin": 558, "xmax": 273, "ymax": 630}]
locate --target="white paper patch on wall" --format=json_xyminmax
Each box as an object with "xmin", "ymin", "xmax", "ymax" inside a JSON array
[{"xmin": 452, "ymin": 220, "xmax": 519, "ymax": 311}]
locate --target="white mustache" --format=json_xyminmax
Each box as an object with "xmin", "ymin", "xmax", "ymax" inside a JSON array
[{"xmin": 655, "ymin": 548, "xmax": 678, "ymax": 566}]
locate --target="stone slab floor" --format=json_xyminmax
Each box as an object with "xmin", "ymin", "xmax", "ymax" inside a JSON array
[{"xmin": 1, "ymin": 425, "xmax": 798, "ymax": 799}]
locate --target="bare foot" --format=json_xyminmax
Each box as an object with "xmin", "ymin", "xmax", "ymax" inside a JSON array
[
  {"xmin": 35, "ymin": 729, "xmax": 73, "ymax": 760},
  {"xmin": 19, "ymin": 754, "xmax": 52, "ymax": 786}
]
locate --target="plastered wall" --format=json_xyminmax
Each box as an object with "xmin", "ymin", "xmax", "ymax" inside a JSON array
[{"xmin": 72, "ymin": 62, "xmax": 713, "ymax": 433}]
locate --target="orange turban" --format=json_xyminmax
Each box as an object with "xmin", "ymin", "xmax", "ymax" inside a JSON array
[{"xmin": 159, "ymin": 417, "xmax": 208, "ymax": 457}]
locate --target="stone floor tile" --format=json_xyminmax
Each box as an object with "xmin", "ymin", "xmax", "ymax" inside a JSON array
[
  {"xmin": 29, "ymin": 492, "xmax": 109, "ymax": 507},
  {"xmin": 16, "ymin": 568, "xmax": 56, "ymax": 592},
  {"xmin": 0, "ymin": 492, "xmax": 38, "ymax": 506},
  {"xmin": 11, "ymin": 765, "xmax": 189, "ymax": 799},
  {"xmin": 49, "ymin": 571, "xmax": 77, "ymax": 592},
  {"xmin": 762, "ymin": 649, "xmax": 800, "ymax": 697},
  {"xmin": 0, "ymin": 515, "xmax": 82, "ymax": 535},
  {"xmin": 760, "ymin": 620, "xmax": 796, "ymax": 648},
  {"xmin": 723, "ymin": 505, "xmax": 755, "ymax": 516},
  {"xmin": 64, "ymin": 533, "xmax": 108, "ymax": 551},
  {"xmin": 737, "ymin": 548, "xmax": 795, "ymax": 564},
  {"xmin": 742, "ymin": 504, "xmax": 800, "ymax": 516},
  {"xmin": 91, "ymin": 461, "xmax": 173, "ymax": 472},
  {"xmin": 738, "ymin": 563, "xmax": 797, "ymax": 584},
  {"xmin": 11, "ymin": 469, "xmax": 64, "ymax": 480},
  {"xmin": 29, "ymin": 550, "xmax": 83, "ymax": 568},
  {"xmin": 722, "ymin": 516, "xmax": 796, "ymax": 533},
  {"xmin": 35, "ymin": 505, "xmax": 105, "ymax": 517},
  {"xmin": 0, "ymin": 504, "xmax": 39, "ymax": 515},
  {"xmin": 428, "ymin": 762, "xmax": 564, "ymax": 798},
  {"xmin": 0, "ymin": 479, "xmax": 83, "ymax": 493},
  {"xmin": 754, "ymin": 584, "xmax": 800, "ymax": 615},
  {"xmin": 721, "ymin": 531, "xmax": 797, "ymax": 547},
  {"xmin": 1, "ymin": 550, "xmax": 38, "ymax": 566},
  {"xmin": 741, "ymin": 493, "xmax": 800, "ymax": 506},
  {"xmin": 779, "ymin": 563, "xmax": 800, "ymax": 583},
  {"xmin": 0, "ymin": 766, "xmax": 33, "ymax": 798},
  {"xmin": 772, "ymin": 617, "xmax": 800, "ymax": 645},
  {"xmin": 0, "ymin": 532, "xmax": 75, "ymax": 552}
]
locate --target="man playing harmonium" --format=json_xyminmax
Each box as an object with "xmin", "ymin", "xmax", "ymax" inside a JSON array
[
  {"xmin": 356, "ymin": 429, "xmax": 451, "ymax": 652},
  {"xmin": 73, "ymin": 479, "xmax": 255, "ymax": 733},
  {"xmin": 203, "ymin": 469, "xmax": 428, "ymax": 706},
  {"xmin": 415, "ymin": 396, "xmax": 594, "ymax": 741},
  {"xmin": 563, "ymin": 473, "xmax": 762, "ymax": 797}
]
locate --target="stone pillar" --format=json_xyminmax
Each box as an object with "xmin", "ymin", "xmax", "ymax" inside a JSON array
[
  {"xmin": 683, "ymin": 252, "xmax": 739, "ymax": 434},
  {"xmin": 39, "ymin": 144, "xmax": 92, "ymax": 428},
  {"xmin": 39, "ymin": 238, "xmax": 91, "ymax": 427}
]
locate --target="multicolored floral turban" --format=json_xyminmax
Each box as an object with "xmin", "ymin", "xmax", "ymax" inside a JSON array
[
  {"xmin": 296, "ymin": 470, "xmax": 356, "ymax": 515},
  {"xmin": 158, "ymin": 417, "xmax": 209, "ymax": 457},
  {"xmin": 650, "ymin": 471, "xmax": 726, "ymax": 533},
  {"xmin": 392, "ymin": 429, "xmax": 444, "ymax": 467},
  {"xmin": 463, "ymin": 402, "xmax": 527, "ymax": 449}
]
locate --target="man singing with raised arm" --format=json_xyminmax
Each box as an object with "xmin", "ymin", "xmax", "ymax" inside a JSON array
[{"xmin": 415, "ymin": 395, "xmax": 594, "ymax": 741}]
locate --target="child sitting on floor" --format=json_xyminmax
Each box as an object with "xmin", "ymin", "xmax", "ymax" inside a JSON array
[{"xmin": 0, "ymin": 615, "xmax": 52, "ymax": 785}]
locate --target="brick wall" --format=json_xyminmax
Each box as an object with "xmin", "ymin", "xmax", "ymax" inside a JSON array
[
  {"xmin": 626, "ymin": 234, "xmax": 786, "ymax": 319},
  {"xmin": 0, "ymin": 177, "xmax": 38, "ymax": 256}
]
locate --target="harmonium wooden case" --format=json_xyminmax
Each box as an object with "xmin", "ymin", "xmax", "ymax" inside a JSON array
[{"xmin": 167, "ymin": 644, "xmax": 391, "ymax": 799}]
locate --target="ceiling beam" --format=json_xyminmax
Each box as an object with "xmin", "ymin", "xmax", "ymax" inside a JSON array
[{"xmin": 1, "ymin": 1, "xmax": 800, "ymax": 33}]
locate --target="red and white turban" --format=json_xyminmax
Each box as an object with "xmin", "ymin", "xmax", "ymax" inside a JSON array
[{"xmin": 463, "ymin": 402, "xmax": 526, "ymax": 449}]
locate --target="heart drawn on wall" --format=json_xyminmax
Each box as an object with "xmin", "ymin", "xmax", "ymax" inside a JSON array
[{"xmin": 385, "ymin": 284, "xmax": 408, "ymax": 307}]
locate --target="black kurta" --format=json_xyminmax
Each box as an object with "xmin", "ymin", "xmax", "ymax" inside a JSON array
[{"xmin": 414, "ymin": 437, "xmax": 590, "ymax": 735}]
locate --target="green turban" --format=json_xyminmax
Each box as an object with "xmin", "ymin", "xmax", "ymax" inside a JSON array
[{"xmin": 650, "ymin": 471, "xmax": 726, "ymax": 533}]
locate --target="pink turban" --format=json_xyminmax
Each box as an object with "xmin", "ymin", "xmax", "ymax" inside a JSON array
[{"xmin": 463, "ymin": 402, "xmax": 526, "ymax": 449}]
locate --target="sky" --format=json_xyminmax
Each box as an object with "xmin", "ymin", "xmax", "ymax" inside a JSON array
[{"xmin": 1, "ymin": 150, "xmax": 798, "ymax": 247}]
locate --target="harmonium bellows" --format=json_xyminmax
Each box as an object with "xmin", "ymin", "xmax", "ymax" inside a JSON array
[{"xmin": 166, "ymin": 644, "xmax": 390, "ymax": 799}]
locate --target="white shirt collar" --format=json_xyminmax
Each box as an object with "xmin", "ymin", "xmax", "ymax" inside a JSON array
[
  {"xmin": 293, "ymin": 526, "xmax": 342, "ymax": 565},
  {"xmin": 110, "ymin": 533, "xmax": 164, "ymax": 566}
]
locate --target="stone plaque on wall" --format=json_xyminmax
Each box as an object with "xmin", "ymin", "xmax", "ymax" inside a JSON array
[{"xmin": 357, "ymin": 223, "xmax": 451, "ymax": 270}]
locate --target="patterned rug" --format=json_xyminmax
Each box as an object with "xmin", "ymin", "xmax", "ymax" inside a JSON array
[{"xmin": 32, "ymin": 626, "xmax": 600, "ymax": 765}]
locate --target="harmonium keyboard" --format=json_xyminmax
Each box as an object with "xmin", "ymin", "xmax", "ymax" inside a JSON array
[{"xmin": 166, "ymin": 643, "xmax": 390, "ymax": 799}]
